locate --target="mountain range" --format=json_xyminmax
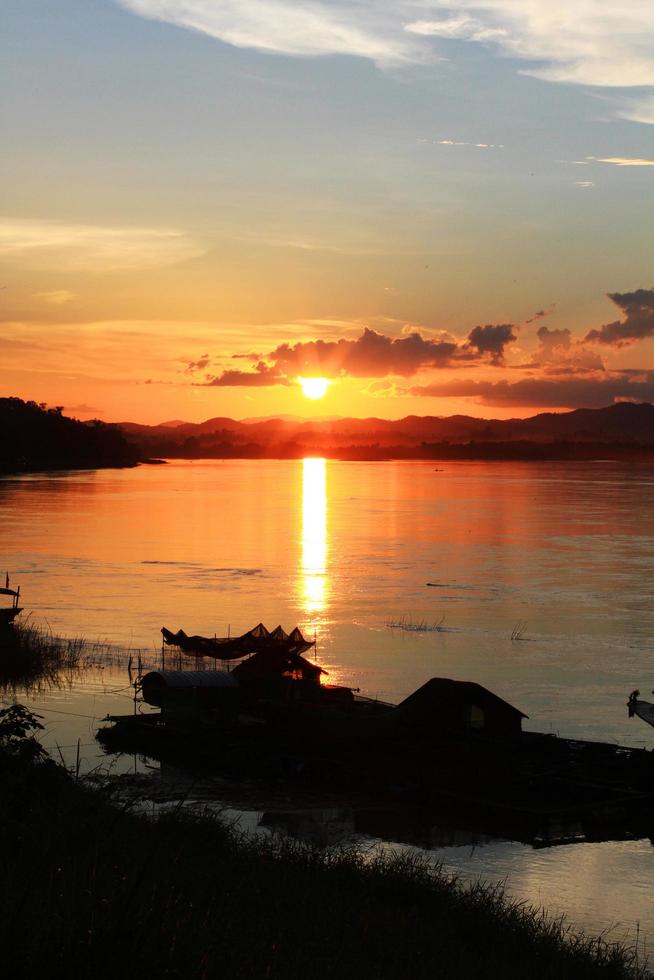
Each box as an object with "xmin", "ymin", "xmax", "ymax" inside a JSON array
[{"xmin": 118, "ymin": 402, "xmax": 654, "ymax": 461}]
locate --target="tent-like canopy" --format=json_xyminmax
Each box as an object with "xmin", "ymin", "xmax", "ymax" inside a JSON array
[{"xmin": 161, "ymin": 622, "xmax": 315, "ymax": 661}]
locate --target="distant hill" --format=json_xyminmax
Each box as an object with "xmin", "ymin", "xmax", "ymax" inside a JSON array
[
  {"xmin": 0, "ymin": 398, "xmax": 141, "ymax": 474},
  {"xmin": 116, "ymin": 402, "xmax": 654, "ymax": 461}
]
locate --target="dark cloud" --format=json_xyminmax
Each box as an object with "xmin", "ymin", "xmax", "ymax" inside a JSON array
[
  {"xmin": 518, "ymin": 325, "xmax": 604, "ymax": 374},
  {"xmin": 536, "ymin": 325, "xmax": 571, "ymax": 354},
  {"xmin": 64, "ymin": 403, "xmax": 103, "ymax": 415},
  {"xmin": 268, "ymin": 327, "xmax": 459, "ymax": 378},
  {"xmin": 585, "ymin": 288, "xmax": 654, "ymax": 346},
  {"xmin": 465, "ymin": 323, "xmax": 516, "ymax": 362},
  {"xmin": 184, "ymin": 354, "xmax": 210, "ymax": 374},
  {"xmin": 202, "ymin": 361, "xmax": 289, "ymax": 387},
  {"xmin": 409, "ymin": 374, "xmax": 654, "ymax": 409}
]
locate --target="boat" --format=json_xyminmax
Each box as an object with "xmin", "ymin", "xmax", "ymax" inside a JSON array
[
  {"xmin": 0, "ymin": 574, "xmax": 22, "ymax": 627},
  {"xmin": 627, "ymin": 689, "xmax": 654, "ymax": 729},
  {"xmin": 161, "ymin": 622, "xmax": 316, "ymax": 660}
]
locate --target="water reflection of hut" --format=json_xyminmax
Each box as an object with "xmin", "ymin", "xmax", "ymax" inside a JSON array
[{"xmin": 394, "ymin": 679, "xmax": 527, "ymax": 738}]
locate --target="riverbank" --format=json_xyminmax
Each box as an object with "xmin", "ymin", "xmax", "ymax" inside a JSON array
[
  {"xmin": 0, "ymin": 705, "xmax": 647, "ymax": 980},
  {"xmin": 0, "ymin": 397, "xmax": 140, "ymax": 475}
]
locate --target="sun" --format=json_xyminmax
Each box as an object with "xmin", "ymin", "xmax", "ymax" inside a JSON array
[{"xmin": 298, "ymin": 377, "xmax": 330, "ymax": 400}]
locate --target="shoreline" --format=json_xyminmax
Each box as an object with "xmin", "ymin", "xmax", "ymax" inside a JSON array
[{"xmin": 1, "ymin": 708, "xmax": 648, "ymax": 980}]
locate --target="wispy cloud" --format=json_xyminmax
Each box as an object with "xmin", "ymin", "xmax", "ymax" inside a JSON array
[
  {"xmin": 587, "ymin": 156, "xmax": 654, "ymax": 167},
  {"xmin": 37, "ymin": 289, "xmax": 75, "ymax": 305},
  {"xmin": 408, "ymin": 374, "xmax": 654, "ymax": 409},
  {"xmin": 417, "ymin": 138, "xmax": 504, "ymax": 148},
  {"xmin": 117, "ymin": 1, "xmax": 654, "ymax": 93},
  {"xmin": 0, "ymin": 218, "xmax": 204, "ymax": 271},
  {"xmin": 117, "ymin": 0, "xmax": 417, "ymax": 66}
]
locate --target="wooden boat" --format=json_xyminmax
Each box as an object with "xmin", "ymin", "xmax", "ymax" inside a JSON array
[
  {"xmin": 0, "ymin": 574, "xmax": 22, "ymax": 627},
  {"xmin": 628, "ymin": 689, "xmax": 654, "ymax": 729}
]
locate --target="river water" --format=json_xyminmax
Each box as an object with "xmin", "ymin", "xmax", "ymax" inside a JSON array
[{"xmin": 2, "ymin": 458, "xmax": 654, "ymax": 951}]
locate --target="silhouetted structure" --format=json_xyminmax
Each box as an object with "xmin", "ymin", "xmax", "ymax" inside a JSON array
[
  {"xmin": 394, "ymin": 679, "xmax": 527, "ymax": 738},
  {"xmin": 141, "ymin": 670, "xmax": 239, "ymax": 722}
]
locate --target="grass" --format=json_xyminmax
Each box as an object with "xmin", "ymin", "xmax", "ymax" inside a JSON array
[
  {"xmin": 0, "ymin": 705, "xmax": 649, "ymax": 980},
  {"xmin": 0, "ymin": 620, "xmax": 149, "ymax": 692},
  {"xmin": 386, "ymin": 613, "xmax": 447, "ymax": 633},
  {"xmin": 511, "ymin": 621, "xmax": 529, "ymax": 641},
  {"xmin": 0, "ymin": 620, "xmax": 84, "ymax": 690}
]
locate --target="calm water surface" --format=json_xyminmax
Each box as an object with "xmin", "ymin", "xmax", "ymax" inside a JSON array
[{"xmin": 2, "ymin": 459, "xmax": 654, "ymax": 950}]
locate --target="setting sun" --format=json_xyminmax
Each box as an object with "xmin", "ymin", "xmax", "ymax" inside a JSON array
[{"xmin": 298, "ymin": 377, "xmax": 329, "ymax": 400}]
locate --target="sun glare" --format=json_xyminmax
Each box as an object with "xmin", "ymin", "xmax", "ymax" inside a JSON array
[{"xmin": 299, "ymin": 377, "xmax": 329, "ymax": 400}]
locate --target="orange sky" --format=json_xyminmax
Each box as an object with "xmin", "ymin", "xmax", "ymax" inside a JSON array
[{"xmin": 2, "ymin": 1, "xmax": 653, "ymax": 424}]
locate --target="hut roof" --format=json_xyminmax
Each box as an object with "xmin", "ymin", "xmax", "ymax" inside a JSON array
[
  {"xmin": 232, "ymin": 648, "xmax": 325, "ymax": 684},
  {"xmin": 397, "ymin": 678, "xmax": 528, "ymax": 720},
  {"xmin": 143, "ymin": 670, "xmax": 239, "ymax": 689}
]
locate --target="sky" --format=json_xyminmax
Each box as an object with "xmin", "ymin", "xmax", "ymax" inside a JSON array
[{"xmin": 1, "ymin": 0, "xmax": 653, "ymax": 424}]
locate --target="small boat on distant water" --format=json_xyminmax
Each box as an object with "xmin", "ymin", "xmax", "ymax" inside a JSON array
[
  {"xmin": 628, "ymin": 690, "xmax": 654, "ymax": 729},
  {"xmin": 0, "ymin": 573, "xmax": 22, "ymax": 627}
]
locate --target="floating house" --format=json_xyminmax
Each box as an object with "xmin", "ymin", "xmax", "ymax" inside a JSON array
[{"xmin": 394, "ymin": 678, "xmax": 527, "ymax": 738}]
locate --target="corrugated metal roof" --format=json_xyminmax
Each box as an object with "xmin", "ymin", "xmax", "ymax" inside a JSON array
[{"xmin": 142, "ymin": 670, "xmax": 239, "ymax": 689}]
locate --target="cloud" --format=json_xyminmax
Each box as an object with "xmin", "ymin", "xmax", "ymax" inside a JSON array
[
  {"xmin": 585, "ymin": 289, "xmax": 654, "ymax": 347},
  {"xmin": 203, "ymin": 362, "xmax": 289, "ymax": 387},
  {"xmin": 531, "ymin": 325, "xmax": 604, "ymax": 374},
  {"xmin": 117, "ymin": 0, "xmax": 417, "ymax": 66},
  {"xmin": 536, "ymin": 325, "xmax": 571, "ymax": 354},
  {"xmin": 587, "ymin": 157, "xmax": 654, "ymax": 167},
  {"xmin": 195, "ymin": 321, "xmax": 519, "ymax": 388},
  {"xmin": 409, "ymin": 374, "xmax": 654, "ymax": 409},
  {"xmin": 0, "ymin": 218, "xmax": 204, "ymax": 271},
  {"xmin": 184, "ymin": 354, "xmax": 211, "ymax": 374},
  {"xmin": 64, "ymin": 403, "xmax": 104, "ymax": 416},
  {"xmin": 37, "ymin": 289, "xmax": 75, "ymax": 305},
  {"xmin": 524, "ymin": 308, "xmax": 550, "ymax": 324},
  {"xmin": 267, "ymin": 327, "xmax": 459, "ymax": 378},
  {"xmin": 465, "ymin": 323, "xmax": 516, "ymax": 362},
  {"xmin": 405, "ymin": 2, "xmax": 654, "ymax": 87},
  {"xmin": 117, "ymin": 0, "xmax": 654, "ymax": 90},
  {"xmin": 417, "ymin": 138, "xmax": 504, "ymax": 148},
  {"xmin": 364, "ymin": 379, "xmax": 404, "ymax": 398},
  {"xmin": 618, "ymin": 94, "xmax": 654, "ymax": 125}
]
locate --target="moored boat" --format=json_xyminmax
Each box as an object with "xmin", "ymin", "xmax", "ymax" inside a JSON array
[{"xmin": 0, "ymin": 574, "xmax": 22, "ymax": 627}]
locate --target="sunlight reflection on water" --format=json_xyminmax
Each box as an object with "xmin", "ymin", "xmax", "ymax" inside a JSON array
[{"xmin": 3, "ymin": 458, "xmax": 654, "ymax": 951}]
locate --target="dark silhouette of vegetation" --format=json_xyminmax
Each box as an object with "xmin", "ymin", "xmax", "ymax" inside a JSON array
[
  {"xmin": 0, "ymin": 705, "xmax": 648, "ymax": 980},
  {"xmin": 0, "ymin": 397, "xmax": 140, "ymax": 474},
  {"xmin": 120, "ymin": 402, "xmax": 654, "ymax": 462},
  {"xmin": 0, "ymin": 621, "xmax": 85, "ymax": 691}
]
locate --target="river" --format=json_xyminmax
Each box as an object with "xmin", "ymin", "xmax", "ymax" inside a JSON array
[{"xmin": 2, "ymin": 458, "xmax": 654, "ymax": 951}]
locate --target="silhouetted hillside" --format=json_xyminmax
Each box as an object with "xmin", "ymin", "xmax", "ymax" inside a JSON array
[
  {"xmin": 0, "ymin": 398, "xmax": 140, "ymax": 474},
  {"xmin": 118, "ymin": 402, "xmax": 654, "ymax": 461}
]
